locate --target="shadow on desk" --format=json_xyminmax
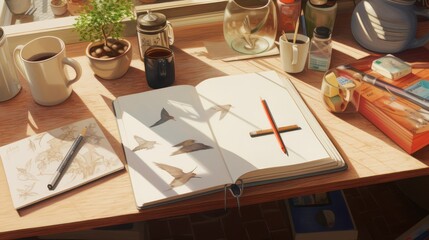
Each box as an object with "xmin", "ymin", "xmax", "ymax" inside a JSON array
[{"xmin": 95, "ymin": 46, "xmax": 228, "ymax": 101}]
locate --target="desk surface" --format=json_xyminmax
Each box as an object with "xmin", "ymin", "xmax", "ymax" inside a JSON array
[{"xmin": 1, "ymin": 11, "xmax": 429, "ymax": 239}]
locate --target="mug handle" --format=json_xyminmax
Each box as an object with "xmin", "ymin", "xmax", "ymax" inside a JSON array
[
  {"xmin": 13, "ymin": 45, "xmax": 27, "ymax": 79},
  {"xmin": 62, "ymin": 57, "xmax": 82, "ymax": 85},
  {"xmin": 166, "ymin": 21, "xmax": 175, "ymax": 46},
  {"xmin": 291, "ymin": 44, "xmax": 298, "ymax": 65}
]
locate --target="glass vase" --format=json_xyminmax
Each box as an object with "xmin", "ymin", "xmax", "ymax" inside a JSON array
[{"xmin": 223, "ymin": 0, "xmax": 277, "ymax": 55}]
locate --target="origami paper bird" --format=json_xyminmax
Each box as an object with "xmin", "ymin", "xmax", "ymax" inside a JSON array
[
  {"xmin": 154, "ymin": 162, "xmax": 198, "ymax": 188},
  {"xmin": 171, "ymin": 139, "xmax": 213, "ymax": 156},
  {"xmin": 210, "ymin": 104, "xmax": 232, "ymax": 120},
  {"xmin": 132, "ymin": 136, "xmax": 157, "ymax": 152},
  {"xmin": 150, "ymin": 108, "xmax": 175, "ymax": 128}
]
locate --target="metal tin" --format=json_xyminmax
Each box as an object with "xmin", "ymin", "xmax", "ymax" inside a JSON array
[{"xmin": 136, "ymin": 11, "xmax": 174, "ymax": 60}]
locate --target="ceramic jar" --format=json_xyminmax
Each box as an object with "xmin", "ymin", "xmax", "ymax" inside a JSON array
[
  {"xmin": 351, "ymin": 0, "xmax": 429, "ymax": 53},
  {"xmin": 5, "ymin": 0, "xmax": 32, "ymax": 14},
  {"xmin": 51, "ymin": 0, "xmax": 68, "ymax": 16},
  {"xmin": 0, "ymin": 28, "xmax": 21, "ymax": 102}
]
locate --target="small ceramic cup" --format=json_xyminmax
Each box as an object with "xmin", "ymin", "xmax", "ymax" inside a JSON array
[
  {"xmin": 50, "ymin": 1, "xmax": 68, "ymax": 16},
  {"xmin": 279, "ymin": 33, "xmax": 310, "ymax": 73}
]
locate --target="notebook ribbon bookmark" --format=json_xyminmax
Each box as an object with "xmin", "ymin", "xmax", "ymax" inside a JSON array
[{"xmin": 224, "ymin": 179, "xmax": 244, "ymax": 216}]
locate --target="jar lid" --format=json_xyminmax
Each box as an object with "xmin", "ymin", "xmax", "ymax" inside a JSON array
[
  {"xmin": 137, "ymin": 10, "xmax": 167, "ymax": 31},
  {"xmin": 309, "ymin": 0, "xmax": 327, "ymax": 5},
  {"xmin": 309, "ymin": 0, "xmax": 336, "ymax": 7},
  {"xmin": 313, "ymin": 26, "xmax": 331, "ymax": 39}
]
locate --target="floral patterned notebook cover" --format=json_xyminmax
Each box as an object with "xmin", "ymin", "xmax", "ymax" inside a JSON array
[{"xmin": 0, "ymin": 118, "xmax": 124, "ymax": 209}]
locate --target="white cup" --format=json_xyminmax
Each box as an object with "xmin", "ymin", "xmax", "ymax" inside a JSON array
[
  {"xmin": 13, "ymin": 36, "xmax": 82, "ymax": 106},
  {"xmin": 279, "ymin": 33, "xmax": 310, "ymax": 73}
]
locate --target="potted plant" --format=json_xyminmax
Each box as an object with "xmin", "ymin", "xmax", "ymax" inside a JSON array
[
  {"xmin": 50, "ymin": 0, "xmax": 68, "ymax": 16},
  {"xmin": 67, "ymin": 0, "xmax": 87, "ymax": 15},
  {"xmin": 74, "ymin": 0, "xmax": 135, "ymax": 80}
]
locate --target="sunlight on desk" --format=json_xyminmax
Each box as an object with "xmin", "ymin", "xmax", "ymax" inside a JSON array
[{"xmin": 332, "ymin": 41, "xmax": 370, "ymax": 60}]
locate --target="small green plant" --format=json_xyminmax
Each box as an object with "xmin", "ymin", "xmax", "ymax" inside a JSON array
[{"xmin": 74, "ymin": 0, "xmax": 135, "ymax": 49}]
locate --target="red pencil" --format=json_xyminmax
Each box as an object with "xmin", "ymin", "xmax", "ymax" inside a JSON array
[{"xmin": 260, "ymin": 98, "xmax": 288, "ymax": 155}]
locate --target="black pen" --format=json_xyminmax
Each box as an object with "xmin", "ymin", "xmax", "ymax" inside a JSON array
[{"xmin": 47, "ymin": 127, "xmax": 87, "ymax": 190}]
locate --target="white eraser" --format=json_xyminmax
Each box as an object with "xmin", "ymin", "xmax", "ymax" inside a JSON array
[{"xmin": 371, "ymin": 54, "xmax": 411, "ymax": 80}]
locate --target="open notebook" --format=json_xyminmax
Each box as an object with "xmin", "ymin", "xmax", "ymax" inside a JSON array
[
  {"xmin": 113, "ymin": 71, "xmax": 347, "ymax": 209},
  {"xmin": 0, "ymin": 118, "xmax": 124, "ymax": 209}
]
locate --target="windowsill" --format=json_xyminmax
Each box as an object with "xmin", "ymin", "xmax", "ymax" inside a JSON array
[
  {"xmin": 2, "ymin": 0, "xmax": 228, "ymax": 51},
  {"xmin": 2, "ymin": 0, "xmax": 358, "ymax": 52}
]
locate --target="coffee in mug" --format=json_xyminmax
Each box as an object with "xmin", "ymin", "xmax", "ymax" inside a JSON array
[
  {"xmin": 287, "ymin": 39, "xmax": 305, "ymax": 44},
  {"xmin": 27, "ymin": 53, "xmax": 57, "ymax": 61},
  {"xmin": 13, "ymin": 36, "xmax": 82, "ymax": 106},
  {"xmin": 144, "ymin": 46, "xmax": 175, "ymax": 89}
]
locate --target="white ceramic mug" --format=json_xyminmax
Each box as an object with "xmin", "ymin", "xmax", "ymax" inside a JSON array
[
  {"xmin": 279, "ymin": 33, "xmax": 310, "ymax": 73},
  {"xmin": 13, "ymin": 36, "xmax": 82, "ymax": 106}
]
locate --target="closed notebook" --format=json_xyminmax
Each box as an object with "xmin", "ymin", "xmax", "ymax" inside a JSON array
[
  {"xmin": 0, "ymin": 118, "xmax": 124, "ymax": 210},
  {"xmin": 287, "ymin": 190, "xmax": 358, "ymax": 240},
  {"xmin": 337, "ymin": 51, "xmax": 429, "ymax": 154}
]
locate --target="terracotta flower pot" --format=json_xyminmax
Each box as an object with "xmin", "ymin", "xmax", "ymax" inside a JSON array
[{"xmin": 86, "ymin": 39, "xmax": 133, "ymax": 80}]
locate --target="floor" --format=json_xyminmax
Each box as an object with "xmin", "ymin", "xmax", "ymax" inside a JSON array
[
  {"xmin": 25, "ymin": 178, "xmax": 429, "ymax": 240},
  {"xmin": 139, "ymin": 181, "xmax": 428, "ymax": 240}
]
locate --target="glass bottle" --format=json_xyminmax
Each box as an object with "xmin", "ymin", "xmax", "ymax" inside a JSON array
[
  {"xmin": 136, "ymin": 11, "xmax": 174, "ymax": 61},
  {"xmin": 308, "ymin": 26, "xmax": 332, "ymax": 72},
  {"xmin": 276, "ymin": 0, "xmax": 301, "ymax": 34},
  {"xmin": 304, "ymin": 0, "xmax": 337, "ymax": 38}
]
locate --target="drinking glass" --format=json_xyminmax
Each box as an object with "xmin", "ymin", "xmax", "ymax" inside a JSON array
[
  {"xmin": 321, "ymin": 68, "xmax": 361, "ymax": 113},
  {"xmin": 223, "ymin": 0, "xmax": 277, "ymax": 55}
]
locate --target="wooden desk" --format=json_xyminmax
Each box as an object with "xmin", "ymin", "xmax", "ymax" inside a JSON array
[{"xmin": 1, "ymin": 11, "xmax": 429, "ymax": 239}]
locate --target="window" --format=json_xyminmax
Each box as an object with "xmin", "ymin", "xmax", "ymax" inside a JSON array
[
  {"xmin": 1, "ymin": 0, "xmax": 363, "ymax": 49},
  {"xmin": 1, "ymin": 0, "xmax": 227, "ymax": 48}
]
